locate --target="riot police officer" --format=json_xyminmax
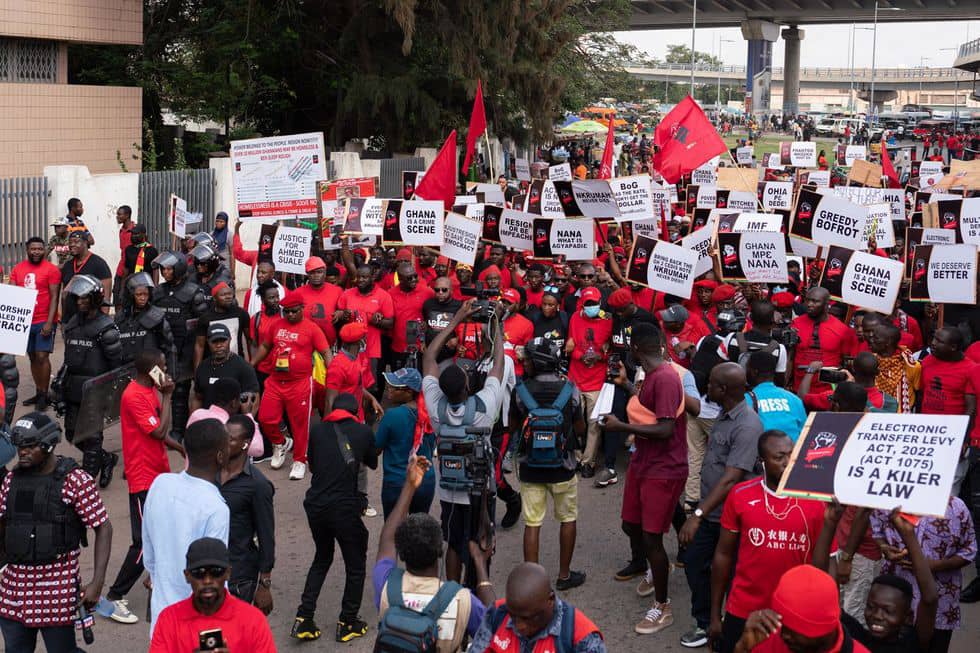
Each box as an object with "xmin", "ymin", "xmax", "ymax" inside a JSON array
[
  {"xmin": 115, "ymin": 271, "xmax": 176, "ymax": 370},
  {"xmin": 57, "ymin": 274, "xmax": 123, "ymax": 487},
  {"xmin": 151, "ymin": 250, "xmax": 209, "ymax": 442},
  {"xmin": 0, "ymin": 412, "xmax": 113, "ymax": 651},
  {"xmin": 0, "ymin": 353, "xmax": 19, "ymax": 425},
  {"xmin": 190, "ymin": 242, "xmax": 234, "ymax": 298}
]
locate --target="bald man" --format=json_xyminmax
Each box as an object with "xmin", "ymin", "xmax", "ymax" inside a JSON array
[
  {"xmin": 677, "ymin": 363, "xmax": 764, "ymax": 648},
  {"xmin": 790, "ymin": 287, "xmax": 857, "ymax": 393},
  {"xmin": 469, "ymin": 563, "xmax": 606, "ymax": 652}
]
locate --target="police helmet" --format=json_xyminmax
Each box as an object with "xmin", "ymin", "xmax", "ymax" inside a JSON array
[
  {"xmin": 190, "ymin": 232, "xmax": 217, "ymax": 248},
  {"xmin": 64, "ymin": 274, "xmax": 104, "ymax": 302},
  {"xmin": 10, "ymin": 412, "xmax": 62, "ymax": 452},
  {"xmin": 525, "ymin": 337, "xmax": 561, "ymax": 373},
  {"xmin": 125, "ymin": 271, "xmax": 155, "ymax": 294},
  {"xmin": 151, "ymin": 250, "xmax": 189, "ymax": 279},
  {"xmin": 190, "ymin": 243, "xmax": 219, "ymax": 266}
]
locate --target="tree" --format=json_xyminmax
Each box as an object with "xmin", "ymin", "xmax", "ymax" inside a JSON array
[{"xmin": 664, "ymin": 44, "xmax": 722, "ymax": 67}]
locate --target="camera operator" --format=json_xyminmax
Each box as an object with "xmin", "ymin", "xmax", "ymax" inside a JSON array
[
  {"xmin": 422, "ymin": 300, "xmax": 505, "ymax": 588},
  {"xmin": 798, "ymin": 353, "xmax": 898, "ymax": 414},
  {"xmin": 721, "ymin": 300, "xmax": 791, "ymax": 387}
]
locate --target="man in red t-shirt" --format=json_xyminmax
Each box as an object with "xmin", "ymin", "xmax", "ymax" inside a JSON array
[
  {"xmin": 791, "ymin": 287, "xmax": 858, "ymax": 392},
  {"xmin": 335, "ymin": 264, "xmax": 394, "ymax": 385},
  {"xmin": 919, "ymin": 327, "xmax": 977, "ymax": 420},
  {"xmin": 112, "ymin": 205, "xmax": 134, "ymax": 309},
  {"xmin": 660, "ymin": 305, "xmax": 701, "ymax": 369},
  {"xmin": 294, "ymin": 256, "xmax": 343, "ymax": 344},
  {"xmin": 254, "ymin": 290, "xmax": 330, "ymax": 480},
  {"xmin": 566, "ymin": 287, "xmax": 613, "ymax": 477},
  {"xmin": 10, "ymin": 237, "xmax": 61, "ymax": 410},
  {"xmin": 325, "ymin": 323, "xmax": 382, "ymax": 421},
  {"xmin": 106, "ymin": 348, "xmax": 183, "ymax": 621},
  {"xmin": 711, "ymin": 431, "xmax": 827, "ymax": 652},
  {"xmin": 522, "ymin": 264, "xmax": 547, "ymax": 309},
  {"xmin": 500, "ymin": 288, "xmax": 534, "ymax": 377},
  {"xmin": 387, "ymin": 262, "xmax": 434, "ymax": 368},
  {"xmin": 603, "ymin": 323, "xmax": 687, "ymax": 635}
]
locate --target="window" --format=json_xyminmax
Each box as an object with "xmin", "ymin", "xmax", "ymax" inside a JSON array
[{"xmin": 0, "ymin": 38, "xmax": 57, "ymax": 83}]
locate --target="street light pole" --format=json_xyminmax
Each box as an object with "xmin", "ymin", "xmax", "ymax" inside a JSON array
[
  {"xmin": 690, "ymin": 0, "xmax": 697, "ymax": 97},
  {"xmin": 716, "ymin": 38, "xmax": 733, "ymax": 115},
  {"xmin": 938, "ymin": 47, "xmax": 958, "ymax": 128},
  {"xmin": 919, "ymin": 56, "xmax": 930, "ymax": 103},
  {"xmin": 849, "ymin": 24, "xmax": 856, "ymax": 113},
  {"xmin": 870, "ymin": 0, "xmax": 879, "ymax": 123}
]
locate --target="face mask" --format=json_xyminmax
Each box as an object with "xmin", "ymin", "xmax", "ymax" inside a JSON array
[{"xmin": 583, "ymin": 305, "xmax": 601, "ymax": 319}]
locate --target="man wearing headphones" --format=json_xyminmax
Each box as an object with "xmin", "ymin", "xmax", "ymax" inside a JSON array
[{"xmin": 0, "ymin": 412, "xmax": 113, "ymax": 652}]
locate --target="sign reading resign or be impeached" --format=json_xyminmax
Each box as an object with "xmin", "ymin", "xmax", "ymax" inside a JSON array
[{"xmin": 778, "ymin": 412, "xmax": 968, "ymax": 517}]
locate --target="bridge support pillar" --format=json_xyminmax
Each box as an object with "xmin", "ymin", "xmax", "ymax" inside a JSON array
[
  {"xmin": 782, "ymin": 27, "xmax": 804, "ymax": 117},
  {"xmin": 741, "ymin": 20, "xmax": 779, "ymax": 114}
]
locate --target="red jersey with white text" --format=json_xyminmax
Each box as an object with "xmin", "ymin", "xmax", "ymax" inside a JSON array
[
  {"xmin": 336, "ymin": 286, "xmax": 394, "ymax": 358},
  {"xmin": 263, "ymin": 319, "xmax": 328, "ymax": 382},
  {"xmin": 10, "ymin": 260, "xmax": 61, "ymax": 324}
]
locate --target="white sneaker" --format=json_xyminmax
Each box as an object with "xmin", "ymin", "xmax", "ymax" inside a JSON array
[
  {"xmin": 107, "ymin": 599, "xmax": 139, "ymax": 624},
  {"xmin": 288, "ymin": 461, "xmax": 307, "ymax": 480},
  {"xmin": 271, "ymin": 437, "xmax": 293, "ymax": 470}
]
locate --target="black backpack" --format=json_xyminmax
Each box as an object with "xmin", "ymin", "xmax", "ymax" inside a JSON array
[{"xmin": 374, "ymin": 568, "xmax": 463, "ymax": 652}]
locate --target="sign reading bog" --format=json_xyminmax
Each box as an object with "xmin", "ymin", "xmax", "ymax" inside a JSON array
[
  {"xmin": 532, "ymin": 219, "xmax": 594, "ymax": 260},
  {"xmin": 818, "ymin": 246, "xmax": 904, "ymax": 314},
  {"xmin": 778, "ymin": 412, "xmax": 968, "ymax": 517},
  {"xmin": 0, "ymin": 284, "xmax": 38, "ymax": 356},
  {"xmin": 608, "ymin": 175, "xmax": 655, "ymax": 222},
  {"xmin": 908, "ymin": 244, "xmax": 978, "ymax": 304},
  {"xmin": 626, "ymin": 236, "xmax": 699, "ymax": 297},
  {"xmin": 717, "ymin": 231, "xmax": 787, "ymax": 283},
  {"xmin": 442, "ymin": 213, "xmax": 483, "ymax": 266},
  {"xmin": 271, "ymin": 226, "xmax": 313, "ymax": 275},
  {"xmin": 230, "ymin": 132, "xmax": 327, "ymax": 221},
  {"xmin": 792, "ymin": 189, "xmax": 869, "ymax": 251},
  {"xmin": 548, "ymin": 163, "xmax": 573, "ymax": 181}
]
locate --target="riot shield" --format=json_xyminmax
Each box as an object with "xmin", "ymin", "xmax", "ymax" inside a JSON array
[{"xmin": 72, "ymin": 363, "xmax": 136, "ymax": 444}]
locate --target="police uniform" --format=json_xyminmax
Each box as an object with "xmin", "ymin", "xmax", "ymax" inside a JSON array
[{"xmin": 115, "ymin": 304, "xmax": 176, "ymax": 369}]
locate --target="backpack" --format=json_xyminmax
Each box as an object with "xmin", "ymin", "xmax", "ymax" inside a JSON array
[
  {"xmin": 436, "ymin": 395, "xmax": 487, "ymax": 493},
  {"xmin": 374, "ymin": 568, "xmax": 462, "ymax": 652},
  {"xmin": 515, "ymin": 380, "xmax": 575, "ymax": 469}
]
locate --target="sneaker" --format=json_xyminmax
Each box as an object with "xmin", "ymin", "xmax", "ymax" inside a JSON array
[
  {"xmin": 593, "ymin": 468, "xmax": 618, "ymax": 488},
  {"xmin": 271, "ymin": 436, "xmax": 293, "ymax": 470},
  {"xmin": 501, "ymin": 497, "xmax": 522, "ymax": 530},
  {"xmin": 555, "ymin": 570, "xmax": 586, "ymax": 591},
  {"xmin": 362, "ymin": 506, "xmax": 378, "ymax": 518},
  {"xmin": 637, "ymin": 569, "xmax": 656, "ymax": 597},
  {"xmin": 99, "ymin": 452, "xmax": 119, "ymax": 489},
  {"xmin": 291, "ymin": 616, "xmax": 321, "ymax": 641},
  {"xmin": 680, "ymin": 625, "xmax": 709, "ymax": 648},
  {"xmin": 635, "ymin": 600, "xmax": 673, "ymax": 635},
  {"xmin": 35, "ymin": 394, "xmax": 48, "ymax": 412},
  {"xmin": 336, "ymin": 618, "xmax": 368, "ymax": 642},
  {"xmin": 614, "ymin": 559, "xmax": 647, "ymax": 581},
  {"xmin": 252, "ymin": 454, "xmax": 272, "ymax": 464},
  {"xmin": 106, "ymin": 599, "xmax": 139, "ymax": 624},
  {"xmin": 289, "ymin": 461, "xmax": 307, "ymax": 480},
  {"xmin": 579, "ymin": 463, "xmax": 595, "ymax": 479}
]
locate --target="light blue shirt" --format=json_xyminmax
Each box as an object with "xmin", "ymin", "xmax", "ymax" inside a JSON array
[
  {"xmin": 142, "ymin": 471, "xmax": 229, "ymax": 633},
  {"xmin": 745, "ymin": 381, "xmax": 807, "ymax": 442}
]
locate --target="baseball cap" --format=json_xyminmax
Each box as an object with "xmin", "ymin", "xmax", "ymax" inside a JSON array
[
  {"xmin": 207, "ymin": 323, "xmax": 231, "ymax": 342},
  {"xmin": 185, "ymin": 537, "xmax": 230, "ymax": 571},
  {"xmin": 383, "ymin": 368, "xmax": 423, "ymax": 392},
  {"xmin": 500, "ymin": 288, "xmax": 520, "ymax": 304},
  {"xmin": 658, "ymin": 304, "xmax": 690, "ymax": 323},
  {"xmin": 50, "ymin": 216, "xmax": 70, "ymax": 227},
  {"xmin": 580, "ymin": 287, "xmax": 602, "ymax": 304}
]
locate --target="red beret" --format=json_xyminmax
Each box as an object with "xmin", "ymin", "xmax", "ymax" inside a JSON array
[
  {"xmin": 478, "ymin": 264, "xmax": 502, "ymax": 280},
  {"xmin": 771, "ymin": 291, "xmax": 796, "ymax": 309},
  {"xmin": 339, "ymin": 322, "xmax": 368, "ymax": 343},
  {"xmin": 210, "ymin": 281, "xmax": 230, "ymax": 298},
  {"xmin": 279, "ymin": 290, "xmax": 304, "ymax": 309},
  {"xmin": 711, "ymin": 284, "xmax": 737, "ymax": 303},
  {"xmin": 395, "ymin": 247, "xmax": 413, "ymax": 262},
  {"xmin": 607, "ymin": 287, "xmax": 633, "ymax": 309},
  {"xmin": 694, "ymin": 279, "xmax": 720, "ymax": 290}
]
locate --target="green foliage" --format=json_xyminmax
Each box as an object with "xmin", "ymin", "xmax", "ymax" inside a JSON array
[{"xmin": 665, "ymin": 44, "xmax": 722, "ymax": 67}]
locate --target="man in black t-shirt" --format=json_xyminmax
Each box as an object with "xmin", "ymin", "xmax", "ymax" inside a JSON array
[
  {"xmin": 194, "ymin": 282, "xmax": 251, "ymax": 367},
  {"xmin": 60, "ymin": 231, "xmax": 111, "ymax": 322},
  {"xmin": 192, "ymin": 323, "xmax": 259, "ymax": 411},
  {"xmin": 421, "ymin": 276, "xmax": 461, "ymax": 360},
  {"xmin": 121, "ymin": 223, "xmax": 159, "ymax": 278}
]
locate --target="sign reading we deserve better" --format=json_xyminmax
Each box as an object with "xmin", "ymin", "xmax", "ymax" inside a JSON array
[
  {"xmin": 778, "ymin": 412, "xmax": 968, "ymax": 517},
  {"xmin": 0, "ymin": 285, "xmax": 38, "ymax": 356}
]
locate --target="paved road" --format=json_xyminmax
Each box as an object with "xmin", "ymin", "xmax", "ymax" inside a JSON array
[{"xmin": 10, "ymin": 354, "xmax": 978, "ymax": 652}]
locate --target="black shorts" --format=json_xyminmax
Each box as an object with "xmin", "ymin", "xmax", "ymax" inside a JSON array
[{"xmin": 440, "ymin": 497, "xmax": 496, "ymax": 556}]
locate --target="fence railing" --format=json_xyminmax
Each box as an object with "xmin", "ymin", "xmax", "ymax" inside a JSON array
[
  {"xmin": 0, "ymin": 177, "xmax": 49, "ymax": 273},
  {"xmin": 138, "ymin": 169, "xmax": 215, "ymax": 252},
  {"xmin": 378, "ymin": 157, "xmax": 426, "ymax": 198},
  {"xmin": 626, "ymin": 62, "xmax": 973, "ymax": 80},
  {"xmin": 958, "ymin": 37, "xmax": 980, "ymax": 60}
]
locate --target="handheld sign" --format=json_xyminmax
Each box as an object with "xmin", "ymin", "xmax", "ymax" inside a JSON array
[
  {"xmin": 778, "ymin": 412, "xmax": 968, "ymax": 518},
  {"xmin": 848, "ymin": 159, "xmax": 883, "ymax": 188},
  {"xmin": 908, "ymin": 244, "xmax": 978, "ymax": 304},
  {"xmin": 692, "ymin": 159, "xmax": 718, "ymax": 186},
  {"xmin": 865, "ymin": 203, "xmax": 896, "ymax": 249},
  {"xmin": 918, "ymin": 161, "xmax": 944, "ymax": 188},
  {"xmin": 731, "ymin": 212, "xmax": 783, "ymax": 233},
  {"xmin": 532, "ymin": 219, "xmax": 595, "ymax": 261},
  {"xmin": 515, "ymin": 158, "xmax": 531, "ymax": 182},
  {"xmin": 230, "ymin": 132, "xmax": 327, "ymax": 221},
  {"xmin": 555, "ymin": 180, "xmax": 618, "ymax": 219},
  {"xmin": 934, "ymin": 198, "xmax": 980, "ymax": 245},
  {"xmin": 382, "ymin": 200, "xmax": 445, "ymax": 246},
  {"xmin": 169, "ymin": 194, "xmax": 189, "ymax": 238},
  {"xmin": 735, "ymin": 146, "xmax": 754, "ymax": 165},
  {"xmin": 717, "ymin": 231, "xmax": 787, "ymax": 283},
  {"xmin": 681, "ymin": 212, "xmax": 717, "ymax": 277},
  {"xmin": 762, "ymin": 182, "xmax": 794, "ymax": 211},
  {"xmin": 608, "ymin": 175, "xmax": 655, "ymax": 222},
  {"xmin": 780, "ymin": 141, "xmax": 817, "ymax": 168},
  {"xmin": 272, "ymin": 226, "xmax": 313, "ymax": 275},
  {"xmin": 442, "ymin": 213, "xmax": 483, "ymax": 266},
  {"xmin": 548, "ymin": 163, "xmax": 573, "ymax": 181},
  {"xmin": 402, "ymin": 171, "xmax": 424, "ymax": 199},
  {"xmin": 626, "ymin": 236, "xmax": 699, "ymax": 298},
  {"xmin": 818, "ymin": 245, "xmax": 904, "ymax": 314},
  {"xmin": 791, "ymin": 189, "xmax": 869, "ymax": 251},
  {"xmin": 0, "ymin": 284, "xmax": 38, "ymax": 356},
  {"xmin": 904, "ymin": 228, "xmax": 958, "ymax": 278},
  {"xmin": 498, "ymin": 209, "xmax": 535, "ymax": 251},
  {"xmin": 525, "ymin": 180, "xmax": 565, "ymax": 218}
]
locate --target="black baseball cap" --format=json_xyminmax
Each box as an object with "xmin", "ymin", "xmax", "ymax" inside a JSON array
[
  {"xmin": 185, "ymin": 537, "xmax": 230, "ymax": 570},
  {"xmin": 207, "ymin": 323, "xmax": 231, "ymax": 342}
]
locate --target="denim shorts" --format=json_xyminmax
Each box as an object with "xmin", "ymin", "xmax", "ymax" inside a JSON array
[{"xmin": 27, "ymin": 322, "xmax": 56, "ymax": 353}]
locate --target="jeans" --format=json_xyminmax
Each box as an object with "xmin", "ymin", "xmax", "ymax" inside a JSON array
[
  {"xmin": 107, "ymin": 491, "xmax": 148, "ymax": 600},
  {"xmin": 0, "ymin": 617, "xmax": 80, "ymax": 653},
  {"xmin": 381, "ymin": 482, "xmax": 435, "ymax": 520},
  {"xmin": 297, "ymin": 505, "xmax": 368, "ymax": 622},
  {"xmin": 683, "ymin": 519, "xmax": 721, "ymax": 629}
]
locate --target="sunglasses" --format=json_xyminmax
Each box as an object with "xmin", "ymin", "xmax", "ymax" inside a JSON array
[
  {"xmin": 188, "ymin": 566, "xmax": 228, "ymax": 580},
  {"xmin": 578, "ymin": 274, "xmax": 596, "ymax": 280},
  {"xmin": 554, "ymin": 277, "xmax": 569, "ymax": 283},
  {"xmin": 434, "ymin": 287, "xmax": 451, "ymax": 293}
]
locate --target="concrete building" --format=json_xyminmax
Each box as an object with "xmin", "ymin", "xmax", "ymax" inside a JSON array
[{"xmin": 0, "ymin": 1, "xmax": 143, "ymax": 178}]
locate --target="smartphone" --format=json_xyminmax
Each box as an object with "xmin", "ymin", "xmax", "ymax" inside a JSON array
[
  {"xmin": 199, "ymin": 628, "xmax": 224, "ymax": 651},
  {"xmin": 148, "ymin": 365, "xmax": 166, "ymax": 388},
  {"xmin": 818, "ymin": 368, "xmax": 848, "ymax": 384}
]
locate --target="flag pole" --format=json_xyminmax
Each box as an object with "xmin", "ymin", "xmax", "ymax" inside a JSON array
[{"xmin": 485, "ymin": 131, "xmax": 495, "ymax": 180}]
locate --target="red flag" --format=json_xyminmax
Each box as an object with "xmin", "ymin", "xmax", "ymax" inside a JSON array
[
  {"xmin": 598, "ymin": 114, "xmax": 616, "ymax": 179},
  {"xmin": 880, "ymin": 137, "xmax": 901, "ymax": 189},
  {"xmin": 653, "ymin": 95, "xmax": 727, "ymax": 184},
  {"xmin": 461, "ymin": 81, "xmax": 487, "ymax": 176},
  {"xmin": 415, "ymin": 130, "xmax": 458, "ymax": 211}
]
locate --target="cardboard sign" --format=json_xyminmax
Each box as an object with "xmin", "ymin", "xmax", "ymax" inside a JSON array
[
  {"xmin": 554, "ymin": 180, "xmax": 618, "ymax": 219},
  {"xmin": 717, "ymin": 167, "xmax": 758, "ymax": 193},
  {"xmin": 717, "ymin": 231, "xmax": 787, "ymax": 283},
  {"xmin": 713, "ymin": 211, "xmax": 743, "ymax": 234},
  {"xmin": 780, "ymin": 142, "xmax": 816, "ymax": 167},
  {"xmin": 626, "ymin": 236, "xmax": 699, "ymax": 297},
  {"xmin": 732, "ymin": 212, "xmax": 783, "ymax": 232},
  {"xmin": 230, "ymin": 132, "xmax": 327, "ymax": 221},
  {"xmin": 515, "ymin": 158, "xmax": 531, "ymax": 182},
  {"xmin": 735, "ymin": 146, "xmax": 754, "ymax": 165},
  {"xmin": 779, "ymin": 412, "xmax": 968, "ymax": 517},
  {"xmin": 498, "ymin": 209, "xmax": 535, "ymax": 251},
  {"xmin": 819, "ymin": 246, "xmax": 904, "ymax": 314},
  {"xmin": 681, "ymin": 212, "xmax": 717, "ymax": 277},
  {"xmin": 762, "ymin": 182, "xmax": 794, "ymax": 211},
  {"xmin": 791, "ymin": 189, "xmax": 868, "ymax": 251},
  {"xmin": 532, "ymin": 219, "xmax": 594, "ymax": 261},
  {"xmin": 0, "ymin": 284, "xmax": 38, "ymax": 355},
  {"xmin": 949, "ymin": 159, "xmax": 980, "ymax": 176},
  {"xmin": 609, "ymin": 175, "xmax": 655, "ymax": 222},
  {"xmin": 908, "ymin": 244, "xmax": 978, "ymax": 304},
  {"xmin": 848, "ymin": 159, "xmax": 883, "ymax": 188},
  {"xmin": 169, "ymin": 194, "xmax": 189, "ymax": 238},
  {"xmin": 548, "ymin": 163, "xmax": 573, "ymax": 181},
  {"xmin": 865, "ymin": 203, "xmax": 896, "ymax": 249},
  {"xmin": 403, "ymin": 171, "xmax": 424, "ymax": 199},
  {"xmin": 918, "ymin": 161, "xmax": 944, "ymax": 188},
  {"xmin": 272, "ymin": 225, "xmax": 313, "ymax": 274},
  {"xmin": 442, "ymin": 213, "xmax": 483, "ymax": 266}
]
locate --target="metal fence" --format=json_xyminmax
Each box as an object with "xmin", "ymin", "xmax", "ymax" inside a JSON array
[
  {"xmin": 138, "ymin": 168, "xmax": 215, "ymax": 251},
  {"xmin": 0, "ymin": 177, "xmax": 49, "ymax": 273},
  {"xmin": 378, "ymin": 157, "xmax": 426, "ymax": 198}
]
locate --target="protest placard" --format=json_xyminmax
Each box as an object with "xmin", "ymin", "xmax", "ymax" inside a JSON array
[
  {"xmin": 791, "ymin": 189, "xmax": 868, "ymax": 251},
  {"xmin": 650, "ymin": 184, "xmax": 672, "ymax": 222},
  {"xmin": 169, "ymin": 194, "xmax": 189, "ymax": 238},
  {"xmin": 908, "ymin": 244, "xmax": 978, "ymax": 304},
  {"xmin": 272, "ymin": 225, "xmax": 313, "ymax": 274},
  {"xmin": 932, "ymin": 198, "xmax": 980, "ymax": 245},
  {"xmin": 548, "ymin": 163, "xmax": 573, "ymax": 181},
  {"xmin": 692, "ymin": 159, "xmax": 719, "ymax": 186},
  {"xmin": 695, "ymin": 185, "xmax": 718, "ymax": 209},
  {"xmin": 230, "ymin": 132, "xmax": 326, "ymax": 221},
  {"xmin": 736, "ymin": 146, "xmax": 754, "ymax": 165},
  {"xmin": 761, "ymin": 181, "xmax": 794, "ymax": 210},
  {"xmin": 553, "ymin": 180, "xmax": 618, "ymax": 219},
  {"xmin": 904, "ymin": 227, "xmax": 957, "ymax": 276},
  {"xmin": 632, "ymin": 218, "xmax": 661, "ymax": 241},
  {"xmin": 865, "ymin": 203, "xmax": 896, "ymax": 249},
  {"xmin": 318, "ymin": 177, "xmax": 378, "ymax": 248},
  {"xmin": 918, "ymin": 160, "xmax": 944, "ymax": 188},
  {"xmin": 848, "ymin": 159, "xmax": 883, "ymax": 187},
  {"xmin": 778, "ymin": 412, "xmax": 968, "ymax": 517},
  {"xmin": 626, "ymin": 236, "xmax": 699, "ymax": 297},
  {"xmin": 949, "ymin": 159, "xmax": 980, "ymax": 176},
  {"xmin": 780, "ymin": 141, "xmax": 816, "ymax": 167},
  {"xmin": 818, "ymin": 246, "xmax": 904, "ymax": 314},
  {"xmin": 682, "ymin": 213, "xmax": 717, "ymax": 277},
  {"xmin": 403, "ymin": 171, "xmax": 424, "ymax": 199},
  {"xmin": 515, "ymin": 158, "xmax": 531, "ymax": 182},
  {"xmin": 0, "ymin": 284, "xmax": 38, "ymax": 356},
  {"xmin": 716, "ymin": 190, "xmax": 757, "ymax": 212},
  {"xmin": 496, "ymin": 208, "xmax": 534, "ymax": 251},
  {"xmin": 532, "ymin": 219, "xmax": 594, "ymax": 260},
  {"xmin": 799, "ymin": 169, "xmax": 830, "ymax": 187},
  {"xmin": 442, "ymin": 213, "xmax": 483, "ymax": 266},
  {"xmin": 762, "ymin": 153, "xmax": 784, "ymax": 170},
  {"xmin": 381, "ymin": 200, "xmax": 444, "ymax": 246},
  {"xmin": 480, "ymin": 205, "xmax": 503, "ymax": 243},
  {"xmin": 732, "ymin": 212, "xmax": 783, "ymax": 232},
  {"xmin": 717, "ymin": 231, "xmax": 787, "ymax": 283},
  {"xmin": 717, "ymin": 167, "xmax": 758, "ymax": 193},
  {"xmin": 609, "ymin": 175, "xmax": 655, "ymax": 221},
  {"xmin": 525, "ymin": 180, "xmax": 565, "ymax": 218},
  {"xmin": 843, "ymin": 145, "xmax": 867, "ymax": 166}
]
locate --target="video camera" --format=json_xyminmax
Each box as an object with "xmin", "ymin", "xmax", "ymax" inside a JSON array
[
  {"xmin": 438, "ymin": 425, "xmax": 494, "ymax": 496},
  {"xmin": 716, "ymin": 309, "xmax": 748, "ymax": 335},
  {"xmin": 459, "ymin": 282, "xmax": 500, "ymax": 323},
  {"xmin": 772, "ymin": 326, "xmax": 801, "ymax": 349}
]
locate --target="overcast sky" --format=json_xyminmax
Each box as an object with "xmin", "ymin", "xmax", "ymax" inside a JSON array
[{"xmin": 615, "ymin": 21, "xmax": 978, "ymax": 69}]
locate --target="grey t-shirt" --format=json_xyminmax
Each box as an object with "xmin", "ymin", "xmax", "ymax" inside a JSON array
[
  {"xmin": 422, "ymin": 373, "xmax": 502, "ymax": 505},
  {"xmin": 699, "ymin": 400, "xmax": 763, "ymax": 521}
]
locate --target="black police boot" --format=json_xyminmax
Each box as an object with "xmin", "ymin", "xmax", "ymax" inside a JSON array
[
  {"xmin": 99, "ymin": 450, "xmax": 119, "ymax": 489},
  {"xmin": 81, "ymin": 450, "xmax": 102, "ymax": 482}
]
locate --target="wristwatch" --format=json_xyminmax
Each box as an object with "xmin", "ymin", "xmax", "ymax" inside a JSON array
[
  {"xmin": 258, "ymin": 577, "xmax": 272, "ymax": 589},
  {"xmin": 693, "ymin": 507, "xmax": 704, "ymax": 519}
]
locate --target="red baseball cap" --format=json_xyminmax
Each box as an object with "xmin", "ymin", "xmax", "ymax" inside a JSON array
[
  {"xmin": 500, "ymin": 288, "xmax": 520, "ymax": 304},
  {"xmin": 580, "ymin": 287, "xmax": 602, "ymax": 304},
  {"xmin": 305, "ymin": 256, "xmax": 326, "ymax": 273}
]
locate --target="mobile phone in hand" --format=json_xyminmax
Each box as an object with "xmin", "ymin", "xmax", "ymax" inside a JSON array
[
  {"xmin": 199, "ymin": 628, "xmax": 224, "ymax": 651},
  {"xmin": 148, "ymin": 366, "xmax": 166, "ymax": 388}
]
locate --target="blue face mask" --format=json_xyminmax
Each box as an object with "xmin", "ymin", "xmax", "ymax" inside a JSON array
[{"xmin": 583, "ymin": 305, "xmax": 601, "ymax": 318}]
